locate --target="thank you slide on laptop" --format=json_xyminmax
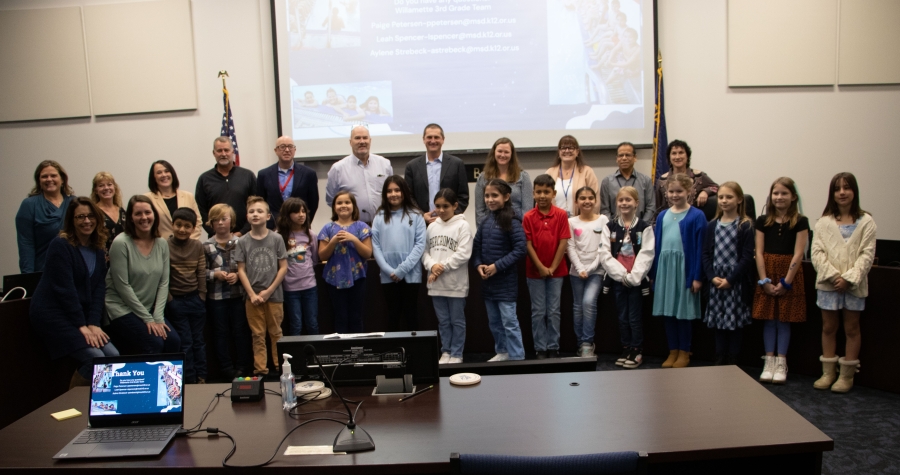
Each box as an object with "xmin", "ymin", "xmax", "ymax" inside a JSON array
[{"xmin": 54, "ymin": 354, "xmax": 185, "ymax": 460}]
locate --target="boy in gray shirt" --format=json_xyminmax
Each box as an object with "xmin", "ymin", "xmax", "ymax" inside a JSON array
[{"xmin": 235, "ymin": 196, "xmax": 288, "ymax": 377}]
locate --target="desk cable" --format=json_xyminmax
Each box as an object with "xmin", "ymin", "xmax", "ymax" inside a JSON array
[{"xmin": 179, "ymin": 359, "xmax": 369, "ymax": 468}]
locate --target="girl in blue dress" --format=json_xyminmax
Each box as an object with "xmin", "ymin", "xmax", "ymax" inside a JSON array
[
  {"xmin": 651, "ymin": 174, "xmax": 707, "ymax": 368},
  {"xmin": 318, "ymin": 191, "xmax": 372, "ymax": 333}
]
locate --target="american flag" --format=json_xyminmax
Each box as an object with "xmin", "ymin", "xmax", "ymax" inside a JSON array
[
  {"xmin": 220, "ymin": 87, "xmax": 241, "ymax": 166},
  {"xmin": 651, "ymin": 51, "xmax": 669, "ymax": 184}
]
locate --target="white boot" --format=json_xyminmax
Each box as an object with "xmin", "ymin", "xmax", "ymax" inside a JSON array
[
  {"xmin": 813, "ymin": 355, "xmax": 840, "ymax": 390},
  {"xmin": 759, "ymin": 355, "xmax": 776, "ymax": 383},
  {"xmin": 831, "ymin": 358, "xmax": 860, "ymax": 393},
  {"xmin": 772, "ymin": 356, "xmax": 788, "ymax": 384}
]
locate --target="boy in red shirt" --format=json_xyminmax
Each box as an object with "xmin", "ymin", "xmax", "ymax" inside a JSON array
[{"xmin": 523, "ymin": 174, "xmax": 571, "ymax": 358}]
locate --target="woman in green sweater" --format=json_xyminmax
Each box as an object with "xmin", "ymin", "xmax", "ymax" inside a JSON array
[{"xmin": 106, "ymin": 195, "xmax": 182, "ymax": 354}]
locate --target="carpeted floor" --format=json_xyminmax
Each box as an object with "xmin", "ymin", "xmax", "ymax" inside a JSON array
[{"xmin": 463, "ymin": 351, "xmax": 900, "ymax": 474}]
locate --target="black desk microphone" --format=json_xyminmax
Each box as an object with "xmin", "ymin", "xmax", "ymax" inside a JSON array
[{"xmin": 303, "ymin": 345, "xmax": 375, "ymax": 453}]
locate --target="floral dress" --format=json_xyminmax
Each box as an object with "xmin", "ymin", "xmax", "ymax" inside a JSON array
[{"xmin": 317, "ymin": 221, "xmax": 370, "ymax": 289}]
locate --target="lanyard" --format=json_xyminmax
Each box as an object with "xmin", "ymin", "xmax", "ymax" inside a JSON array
[
  {"xmin": 279, "ymin": 169, "xmax": 295, "ymax": 194},
  {"xmin": 558, "ymin": 166, "xmax": 574, "ymax": 205}
]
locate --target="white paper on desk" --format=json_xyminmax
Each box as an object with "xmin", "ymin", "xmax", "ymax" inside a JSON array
[
  {"xmin": 322, "ymin": 332, "xmax": 385, "ymax": 339},
  {"xmin": 284, "ymin": 446, "xmax": 346, "ymax": 455}
]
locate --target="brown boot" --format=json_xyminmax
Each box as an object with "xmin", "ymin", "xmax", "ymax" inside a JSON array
[
  {"xmin": 661, "ymin": 350, "xmax": 679, "ymax": 368},
  {"xmin": 813, "ymin": 355, "xmax": 839, "ymax": 389},
  {"xmin": 831, "ymin": 358, "xmax": 860, "ymax": 393},
  {"xmin": 672, "ymin": 350, "xmax": 691, "ymax": 368},
  {"xmin": 69, "ymin": 370, "xmax": 90, "ymax": 390}
]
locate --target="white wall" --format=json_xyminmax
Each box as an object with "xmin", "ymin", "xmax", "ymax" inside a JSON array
[
  {"xmin": 2, "ymin": 0, "xmax": 897, "ymax": 278},
  {"xmin": 658, "ymin": 0, "xmax": 900, "ymax": 234}
]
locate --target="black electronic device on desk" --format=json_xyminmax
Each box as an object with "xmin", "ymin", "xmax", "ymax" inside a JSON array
[
  {"xmin": 231, "ymin": 376, "xmax": 264, "ymax": 402},
  {"xmin": 277, "ymin": 331, "xmax": 440, "ymax": 386}
]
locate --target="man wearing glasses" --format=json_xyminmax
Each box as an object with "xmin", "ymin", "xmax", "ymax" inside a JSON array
[
  {"xmin": 257, "ymin": 136, "xmax": 319, "ymax": 229},
  {"xmin": 598, "ymin": 142, "xmax": 655, "ymax": 222}
]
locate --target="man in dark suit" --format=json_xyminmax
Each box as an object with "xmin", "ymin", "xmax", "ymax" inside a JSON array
[
  {"xmin": 403, "ymin": 123, "xmax": 469, "ymax": 225},
  {"xmin": 257, "ymin": 136, "xmax": 319, "ymax": 229}
]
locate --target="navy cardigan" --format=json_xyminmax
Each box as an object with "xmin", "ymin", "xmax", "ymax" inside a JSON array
[
  {"xmin": 702, "ymin": 219, "xmax": 756, "ymax": 308},
  {"xmin": 29, "ymin": 237, "xmax": 107, "ymax": 360},
  {"xmin": 472, "ymin": 213, "xmax": 526, "ymax": 302},
  {"xmin": 651, "ymin": 207, "xmax": 707, "ymax": 289}
]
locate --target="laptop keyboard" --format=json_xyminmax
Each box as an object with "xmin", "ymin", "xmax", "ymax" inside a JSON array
[{"xmin": 74, "ymin": 427, "xmax": 177, "ymax": 444}]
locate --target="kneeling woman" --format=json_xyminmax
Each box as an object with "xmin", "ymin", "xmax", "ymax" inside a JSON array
[
  {"xmin": 30, "ymin": 197, "xmax": 119, "ymax": 386},
  {"xmin": 106, "ymin": 195, "xmax": 181, "ymax": 354}
]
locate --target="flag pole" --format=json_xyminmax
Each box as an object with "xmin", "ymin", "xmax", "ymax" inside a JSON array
[{"xmin": 218, "ymin": 70, "xmax": 230, "ymax": 129}]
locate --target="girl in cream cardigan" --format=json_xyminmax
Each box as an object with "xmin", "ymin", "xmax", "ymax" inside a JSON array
[{"xmin": 810, "ymin": 172, "xmax": 876, "ymax": 393}]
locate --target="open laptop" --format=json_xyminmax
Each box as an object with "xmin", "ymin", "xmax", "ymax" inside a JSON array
[{"xmin": 54, "ymin": 353, "xmax": 185, "ymax": 459}]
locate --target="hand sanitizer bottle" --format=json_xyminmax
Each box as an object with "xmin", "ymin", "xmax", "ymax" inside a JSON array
[{"xmin": 281, "ymin": 353, "xmax": 297, "ymax": 410}]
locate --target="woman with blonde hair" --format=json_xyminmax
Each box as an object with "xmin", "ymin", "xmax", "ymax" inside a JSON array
[{"xmin": 91, "ymin": 171, "xmax": 126, "ymax": 254}]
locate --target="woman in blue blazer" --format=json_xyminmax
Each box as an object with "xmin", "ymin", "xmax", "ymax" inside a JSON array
[{"xmin": 30, "ymin": 197, "xmax": 118, "ymax": 387}]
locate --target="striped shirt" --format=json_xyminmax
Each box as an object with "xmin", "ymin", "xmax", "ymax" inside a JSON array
[{"xmin": 168, "ymin": 236, "xmax": 207, "ymax": 300}]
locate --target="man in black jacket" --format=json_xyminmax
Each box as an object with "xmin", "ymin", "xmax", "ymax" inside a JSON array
[
  {"xmin": 257, "ymin": 136, "xmax": 318, "ymax": 229},
  {"xmin": 404, "ymin": 123, "xmax": 469, "ymax": 225},
  {"xmin": 195, "ymin": 136, "xmax": 257, "ymax": 237}
]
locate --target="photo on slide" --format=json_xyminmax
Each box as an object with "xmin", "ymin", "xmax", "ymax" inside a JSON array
[
  {"xmin": 547, "ymin": 0, "xmax": 643, "ymax": 106},
  {"xmin": 291, "ymin": 80, "xmax": 395, "ymax": 139},
  {"xmin": 157, "ymin": 363, "xmax": 183, "ymax": 409},
  {"xmin": 90, "ymin": 400, "xmax": 119, "ymax": 416},
  {"xmin": 288, "ymin": 0, "xmax": 362, "ymax": 49}
]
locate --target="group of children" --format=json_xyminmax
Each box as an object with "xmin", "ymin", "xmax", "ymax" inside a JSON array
[{"xmin": 164, "ymin": 165, "xmax": 874, "ymax": 394}]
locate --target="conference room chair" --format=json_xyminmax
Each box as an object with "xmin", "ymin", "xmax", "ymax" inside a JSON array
[
  {"xmin": 700, "ymin": 194, "xmax": 757, "ymax": 222},
  {"xmin": 450, "ymin": 451, "xmax": 647, "ymax": 475}
]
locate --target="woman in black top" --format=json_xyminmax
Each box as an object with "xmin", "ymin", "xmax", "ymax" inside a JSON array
[{"xmin": 91, "ymin": 171, "xmax": 126, "ymax": 258}]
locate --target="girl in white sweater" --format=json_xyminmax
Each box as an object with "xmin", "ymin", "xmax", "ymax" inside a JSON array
[
  {"xmin": 566, "ymin": 187, "xmax": 608, "ymax": 357},
  {"xmin": 811, "ymin": 172, "xmax": 876, "ymax": 393},
  {"xmin": 423, "ymin": 188, "xmax": 473, "ymax": 364}
]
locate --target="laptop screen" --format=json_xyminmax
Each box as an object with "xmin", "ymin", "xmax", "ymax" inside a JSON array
[{"xmin": 90, "ymin": 358, "xmax": 184, "ymax": 419}]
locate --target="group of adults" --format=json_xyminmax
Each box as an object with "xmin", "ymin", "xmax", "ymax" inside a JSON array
[{"xmin": 16, "ymin": 123, "xmax": 717, "ymax": 385}]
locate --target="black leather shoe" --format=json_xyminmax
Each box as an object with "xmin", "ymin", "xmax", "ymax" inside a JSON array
[{"xmin": 535, "ymin": 351, "xmax": 547, "ymax": 360}]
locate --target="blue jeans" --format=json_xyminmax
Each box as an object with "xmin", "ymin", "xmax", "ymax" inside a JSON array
[
  {"xmin": 71, "ymin": 343, "xmax": 119, "ymax": 380},
  {"xmin": 570, "ymin": 274, "xmax": 602, "ymax": 345},
  {"xmin": 207, "ymin": 297, "xmax": 252, "ymax": 377},
  {"xmin": 612, "ymin": 282, "xmax": 644, "ymax": 348},
  {"xmin": 108, "ymin": 313, "xmax": 182, "ymax": 355},
  {"xmin": 284, "ymin": 288, "xmax": 319, "ymax": 336},
  {"xmin": 167, "ymin": 293, "xmax": 207, "ymax": 383},
  {"xmin": 484, "ymin": 299, "xmax": 525, "ymax": 360},
  {"xmin": 432, "ymin": 296, "xmax": 466, "ymax": 358},
  {"xmin": 526, "ymin": 278, "xmax": 564, "ymax": 351}
]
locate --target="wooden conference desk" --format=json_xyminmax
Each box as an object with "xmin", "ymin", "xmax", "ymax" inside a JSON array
[{"xmin": 0, "ymin": 367, "xmax": 831, "ymax": 474}]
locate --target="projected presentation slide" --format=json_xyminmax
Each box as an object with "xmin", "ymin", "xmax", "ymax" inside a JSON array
[
  {"xmin": 285, "ymin": 0, "xmax": 646, "ymax": 141},
  {"xmin": 90, "ymin": 361, "xmax": 183, "ymax": 416}
]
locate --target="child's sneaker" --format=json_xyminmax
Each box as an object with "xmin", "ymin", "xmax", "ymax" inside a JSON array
[
  {"xmin": 615, "ymin": 348, "xmax": 629, "ymax": 366},
  {"xmin": 439, "ymin": 352, "xmax": 451, "ymax": 364},
  {"xmin": 623, "ymin": 349, "xmax": 643, "ymax": 369},
  {"xmin": 488, "ymin": 353, "xmax": 509, "ymax": 362}
]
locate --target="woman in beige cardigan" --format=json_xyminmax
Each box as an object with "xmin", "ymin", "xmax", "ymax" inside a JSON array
[
  {"xmin": 810, "ymin": 172, "xmax": 876, "ymax": 393},
  {"xmin": 544, "ymin": 135, "xmax": 599, "ymax": 217},
  {"xmin": 144, "ymin": 160, "xmax": 203, "ymax": 240}
]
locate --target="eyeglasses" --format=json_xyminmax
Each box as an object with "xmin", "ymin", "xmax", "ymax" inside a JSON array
[
  {"xmin": 276, "ymin": 145, "xmax": 296, "ymax": 151},
  {"xmin": 560, "ymin": 146, "xmax": 577, "ymax": 151},
  {"xmin": 75, "ymin": 214, "xmax": 97, "ymax": 222}
]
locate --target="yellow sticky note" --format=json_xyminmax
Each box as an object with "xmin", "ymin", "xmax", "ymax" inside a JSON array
[{"xmin": 51, "ymin": 408, "xmax": 82, "ymax": 421}]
